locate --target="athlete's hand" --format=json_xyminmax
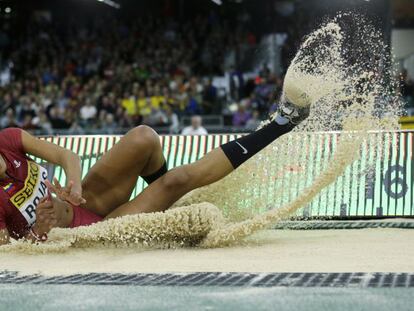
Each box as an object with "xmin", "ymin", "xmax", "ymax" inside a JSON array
[
  {"xmin": 33, "ymin": 196, "xmax": 58, "ymax": 235},
  {"xmin": 46, "ymin": 178, "xmax": 87, "ymax": 206}
]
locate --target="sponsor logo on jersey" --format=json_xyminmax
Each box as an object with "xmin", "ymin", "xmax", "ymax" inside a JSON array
[
  {"xmin": 10, "ymin": 161, "xmax": 48, "ymax": 227},
  {"xmin": 14, "ymin": 160, "xmax": 21, "ymax": 168}
]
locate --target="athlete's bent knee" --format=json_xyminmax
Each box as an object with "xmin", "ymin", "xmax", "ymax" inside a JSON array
[{"xmin": 128, "ymin": 125, "xmax": 160, "ymax": 150}]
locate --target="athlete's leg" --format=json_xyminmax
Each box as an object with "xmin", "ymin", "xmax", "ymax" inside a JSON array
[
  {"xmin": 106, "ymin": 101, "xmax": 309, "ymax": 218},
  {"xmin": 82, "ymin": 125, "xmax": 166, "ymax": 217},
  {"xmin": 105, "ymin": 147, "xmax": 232, "ymax": 218}
]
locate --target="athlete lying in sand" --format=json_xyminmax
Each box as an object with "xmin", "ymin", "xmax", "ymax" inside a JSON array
[{"xmin": 0, "ymin": 94, "xmax": 310, "ymax": 245}]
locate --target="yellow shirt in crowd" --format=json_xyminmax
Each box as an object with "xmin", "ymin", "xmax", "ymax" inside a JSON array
[
  {"xmin": 122, "ymin": 96, "xmax": 172, "ymax": 116},
  {"xmin": 137, "ymin": 98, "xmax": 151, "ymax": 116},
  {"xmin": 150, "ymin": 96, "xmax": 165, "ymax": 109},
  {"xmin": 122, "ymin": 97, "xmax": 137, "ymax": 116}
]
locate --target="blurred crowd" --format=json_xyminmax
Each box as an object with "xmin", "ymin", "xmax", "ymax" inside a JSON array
[
  {"xmin": 0, "ymin": 13, "xmax": 260, "ymax": 134},
  {"xmin": 3, "ymin": 6, "xmax": 411, "ymax": 135}
]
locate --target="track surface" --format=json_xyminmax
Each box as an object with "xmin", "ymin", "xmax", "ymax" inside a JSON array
[{"xmin": 1, "ymin": 271, "xmax": 413, "ymax": 287}]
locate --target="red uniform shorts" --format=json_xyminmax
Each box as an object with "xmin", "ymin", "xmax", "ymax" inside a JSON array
[{"xmin": 69, "ymin": 205, "xmax": 103, "ymax": 228}]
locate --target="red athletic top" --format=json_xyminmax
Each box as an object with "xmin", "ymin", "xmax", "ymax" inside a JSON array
[
  {"xmin": 0, "ymin": 128, "xmax": 102, "ymax": 239},
  {"xmin": 0, "ymin": 128, "xmax": 103, "ymax": 240},
  {"xmin": 0, "ymin": 128, "xmax": 49, "ymax": 239}
]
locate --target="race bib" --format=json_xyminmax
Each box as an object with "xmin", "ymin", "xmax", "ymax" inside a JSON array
[{"xmin": 10, "ymin": 161, "xmax": 48, "ymax": 227}]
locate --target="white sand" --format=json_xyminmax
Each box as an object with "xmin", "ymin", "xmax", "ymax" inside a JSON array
[{"xmin": 1, "ymin": 228, "xmax": 413, "ymax": 276}]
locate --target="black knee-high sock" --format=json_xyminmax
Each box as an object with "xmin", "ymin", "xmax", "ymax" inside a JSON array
[{"xmin": 221, "ymin": 121, "xmax": 295, "ymax": 169}]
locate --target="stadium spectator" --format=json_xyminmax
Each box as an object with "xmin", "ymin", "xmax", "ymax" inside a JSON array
[
  {"xmin": 21, "ymin": 115, "xmax": 38, "ymax": 132},
  {"xmin": 97, "ymin": 96, "xmax": 117, "ymax": 115},
  {"xmin": 117, "ymin": 109, "xmax": 134, "ymax": 129},
  {"xmin": 122, "ymin": 92, "xmax": 137, "ymax": 119},
  {"xmin": 99, "ymin": 113, "xmax": 118, "ymax": 134},
  {"xmin": 232, "ymin": 104, "xmax": 251, "ymax": 127},
  {"xmin": 80, "ymin": 99, "xmax": 98, "ymax": 124},
  {"xmin": 167, "ymin": 108, "xmax": 180, "ymax": 134},
  {"xmin": 202, "ymin": 78, "xmax": 218, "ymax": 114},
  {"xmin": 0, "ymin": 93, "xmax": 16, "ymax": 114},
  {"xmin": 0, "ymin": 108, "xmax": 19, "ymax": 128},
  {"xmin": 181, "ymin": 115, "xmax": 208, "ymax": 135},
  {"xmin": 18, "ymin": 97, "xmax": 37, "ymax": 123},
  {"xmin": 48, "ymin": 107, "xmax": 70, "ymax": 129},
  {"xmin": 245, "ymin": 110, "xmax": 262, "ymax": 131},
  {"xmin": 34, "ymin": 111, "xmax": 53, "ymax": 135},
  {"xmin": 144, "ymin": 106, "xmax": 169, "ymax": 127}
]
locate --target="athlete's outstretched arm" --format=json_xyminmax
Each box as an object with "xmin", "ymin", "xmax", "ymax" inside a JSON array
[{"xmin": 21, "ymin": 130, "xmax": 85, "ymax": 205}]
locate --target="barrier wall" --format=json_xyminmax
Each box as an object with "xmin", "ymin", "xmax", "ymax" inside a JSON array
[
  {"xmin": 38, "ymin": 134, "xmax": 238, "ymax": 202},
  {"xmin": 38, "ymin": 131, "xmax": 414, "ymax": 218}
]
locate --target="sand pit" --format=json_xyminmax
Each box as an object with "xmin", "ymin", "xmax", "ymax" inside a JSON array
[
  {"xmin": 0, "ymin": 17, "xmax": 406, "ymax": 279},
  {"xmin": 1, "ymin": 228, "xmax": 413, "ymax": 276}
]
